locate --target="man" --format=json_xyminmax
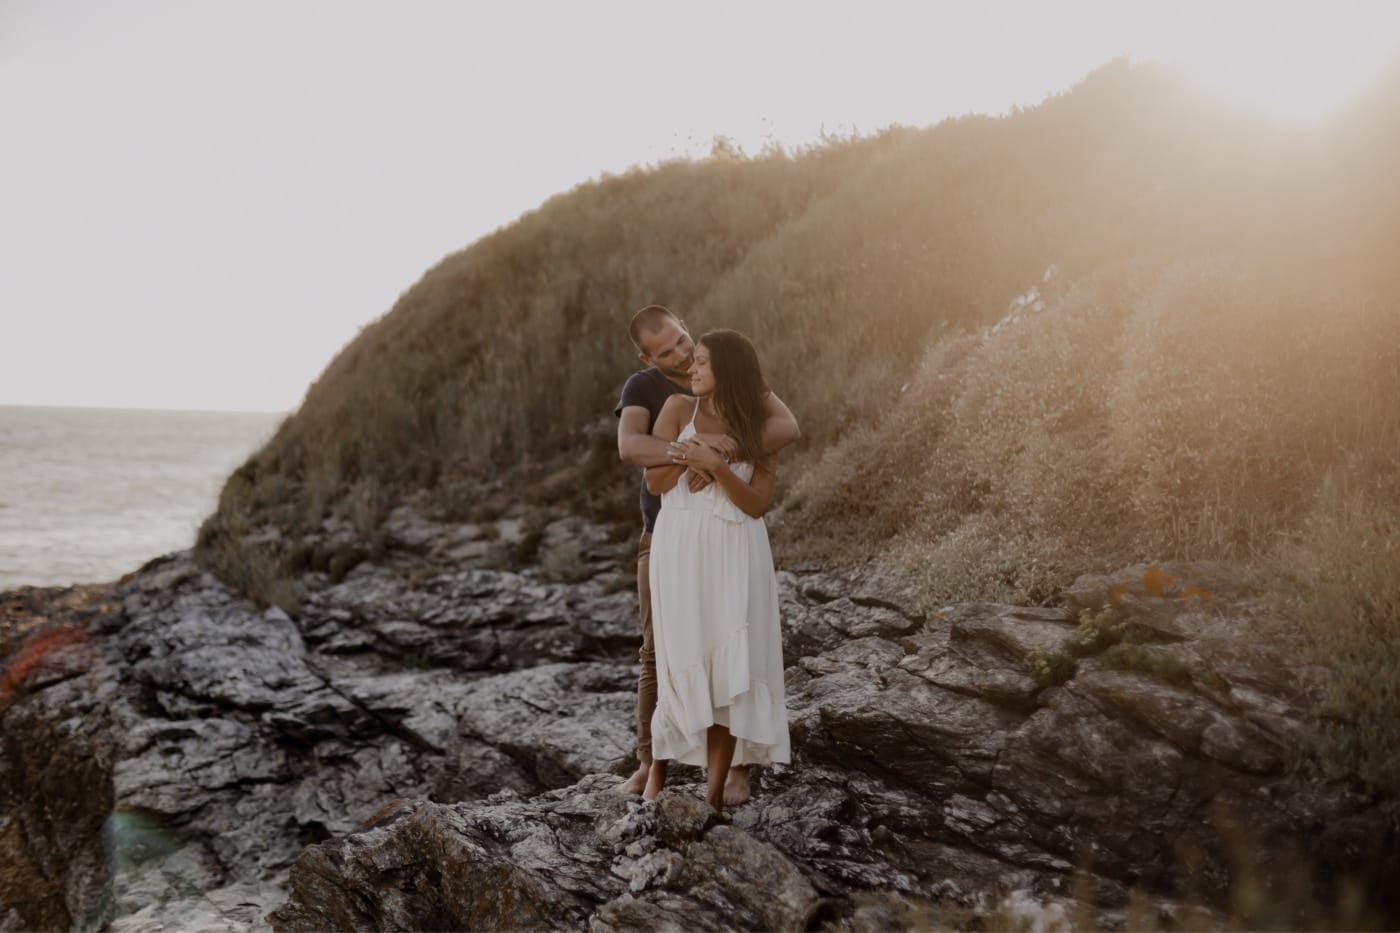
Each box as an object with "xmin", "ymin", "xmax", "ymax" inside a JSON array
[{"xmin": 614, "ymin": 304, "xmax": 801, "ymax": 804}]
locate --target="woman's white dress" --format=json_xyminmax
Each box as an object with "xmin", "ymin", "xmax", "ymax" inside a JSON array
[{"xmin": 648, "ymin": 404, "xmax": 790, "ymax": 767}]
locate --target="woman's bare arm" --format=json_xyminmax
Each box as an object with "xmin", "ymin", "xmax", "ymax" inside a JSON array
[
  {"xmin": 682, "ymin": 442, "xmax": 777, "ymax": 518},
  {"xmin": 687, "ymin": 394, "xmax": 797, "ymax": 461},
  {"xmin": 644, "ymin": 395, "xmax": 692, "ymax": 496}
]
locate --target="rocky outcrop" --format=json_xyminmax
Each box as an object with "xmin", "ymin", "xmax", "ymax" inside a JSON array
[
  {"xmin": 1, "ymin": 510, "xmax": 643, "ymax": 931},
  {"xmin": 2, "ymin": 508, "xmax": 1396, "ymax": 931},
  {"xmin": 268, "ymin": 780, "xmax": 822, "ymax": 933}
]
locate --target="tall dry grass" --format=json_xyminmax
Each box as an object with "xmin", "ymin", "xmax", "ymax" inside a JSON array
[
  {"xmin": 1270, "ymin": 470, "xmax": 1400, "ymax": 793},
  {"xmin": 196, "ymin": 58, "xmax": 1400, "ymax": 789}
]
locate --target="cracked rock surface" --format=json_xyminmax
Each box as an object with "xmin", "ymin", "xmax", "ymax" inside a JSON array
[{"xmin": 2, "ymin": 511, "xmax": 1397, "ymax": 930}]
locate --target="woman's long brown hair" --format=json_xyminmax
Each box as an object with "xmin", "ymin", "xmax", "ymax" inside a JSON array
[{"xmin": 699, "ymin": 329, "xmax": 769, "ymax": 465}]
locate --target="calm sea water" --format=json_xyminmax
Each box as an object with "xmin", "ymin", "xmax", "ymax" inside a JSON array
[{"xmin": 0, "ymin": 406, "xmax": 285, "ymax": 589}]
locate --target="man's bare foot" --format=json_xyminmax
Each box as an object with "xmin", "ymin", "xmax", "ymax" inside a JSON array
[
  {"xmin": 618, "ymin": 759, "xmax": 651, "ymax": 795},
  {"xmin": 723, "ymin": 766, "xmax": 751, "ymax": 807},
  {"xmin": 642, "ymin": 760, "xmax": 668, "ymax": 801}
]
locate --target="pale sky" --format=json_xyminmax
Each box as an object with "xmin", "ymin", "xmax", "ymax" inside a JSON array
[{"xmin": 3, "ymin": 1, "xmax": 1398, "ymax": 413}]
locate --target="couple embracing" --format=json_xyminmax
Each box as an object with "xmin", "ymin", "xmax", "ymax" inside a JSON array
[{"xmin": 613, "ymin": 305, "xmax": 801, "ymax": 814}]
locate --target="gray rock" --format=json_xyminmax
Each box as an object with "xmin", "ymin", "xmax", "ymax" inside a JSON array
[
  {"xmin": 268, "ymin": 778, "xmax": 821, "ymax": 933},
  {"xmin": 654, "ymin": 791, "xmax": 718, "ymax": 849},
  {"xmin": 896, "ymin": 604, "xmax": 1076, "ymax": 712},
  {"xmin": 1062, "ymin": 561, "xmax": 1252, "ymax": 612},
  {"xmin": 781, "ymin": 586, "xmax": 921, "ymax": 660},
  {"xmin": 671, "ymin": 825, "xmax": 820, "ymax": 931},
  {"xmin": 0, "ymin": 528, "xmax": 646, "ymax": 932},
  {"xmin": 3, "ymin": 517, "xmax": 1395, "ymax": 932}
]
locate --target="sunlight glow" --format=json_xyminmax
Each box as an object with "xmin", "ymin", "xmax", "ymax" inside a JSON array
[
  {"xmin": 1139, "ymin": 2, "xmax": 1400, "ymax": 123},
  {"xmin": 3, "ymin": 1, "xmax": 1400, "ymax": 410}
]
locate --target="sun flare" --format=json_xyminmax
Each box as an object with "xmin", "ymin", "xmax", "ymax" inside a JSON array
[{"xmin": 1148, "ymin": 2, "xmax": 1400, "ymax": 124}]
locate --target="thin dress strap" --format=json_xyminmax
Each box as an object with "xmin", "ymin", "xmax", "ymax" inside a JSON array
[{"xmin": 688, "ymin": 397, "xmax": 701, "ymax": 430}]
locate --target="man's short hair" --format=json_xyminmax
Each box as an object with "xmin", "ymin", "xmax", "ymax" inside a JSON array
[{"xmin": 629, "ymin": 304, "xmax": 682, "ymax": 352}]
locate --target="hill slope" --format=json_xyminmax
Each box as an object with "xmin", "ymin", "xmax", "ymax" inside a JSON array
[{"xmin": 196, "ymin": 58, "xmax": 1400, "ymax": 790}]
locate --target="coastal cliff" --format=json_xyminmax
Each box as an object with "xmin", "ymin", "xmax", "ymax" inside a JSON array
[
  {"xmin": 6, "ymin": 57, "xmax": 1400, "ymax": 930},
  {"xmin": 193, "ymin": 61, "xmax": 1400, "ymax": 815},
  {"xmin": 2, "ymin": 502, "xmax": 1394, "ymax": 930}
]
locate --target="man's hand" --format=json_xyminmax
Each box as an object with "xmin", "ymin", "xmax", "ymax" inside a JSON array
[{"xmin": 690, "ymin": 432, "xmax": 738, "ymax": 463}]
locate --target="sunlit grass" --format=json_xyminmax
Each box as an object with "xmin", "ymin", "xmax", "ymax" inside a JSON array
[{"xmin": 196, "ymin": 58, "xmax": 1400, "ymax": 794}]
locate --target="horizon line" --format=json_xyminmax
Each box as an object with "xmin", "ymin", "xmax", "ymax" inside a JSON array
[{"xmin": 0, "ymin": 401, "xmax": 292, "ymax": 417}]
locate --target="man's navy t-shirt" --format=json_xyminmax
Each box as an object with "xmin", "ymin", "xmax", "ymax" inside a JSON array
[{"xmin": 614, "ymin": 367, "xmax": 689, "ymax": 533}]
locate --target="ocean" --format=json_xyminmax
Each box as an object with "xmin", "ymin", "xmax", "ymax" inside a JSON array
[{"xmin": 0, "ymin": 405, "xmax": 285, "ymax": 589}]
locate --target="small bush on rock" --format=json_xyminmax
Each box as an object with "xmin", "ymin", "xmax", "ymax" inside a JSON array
[{"xmin": 1030, "ymin": 605, "xmax": 1127, "ymax": 687}]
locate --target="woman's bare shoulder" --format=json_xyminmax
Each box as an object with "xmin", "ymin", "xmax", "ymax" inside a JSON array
[{"xmin": 659, "ymin": 393, "xmax": 696, "ymax": 414}]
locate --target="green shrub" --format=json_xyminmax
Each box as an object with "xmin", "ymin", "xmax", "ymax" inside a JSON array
[
  {"xmin": 205, "ymin": 541, "xmax": 306, "ymax": 618},
  {"xmin": 1067, "ymin": 606, "xmax": 1126, "ymax": 656},
  {"xmin": 1029, "ymin": 606, "xmax": 1126, "ymax": 687},
  {"xmin": 540, "ymin": 540, "xmax": 591, "ymax": 584},
  {"xmin": 513, "ymin": 508, "xmax": 551, "ymax": 567},
  {"xmin": 1030, "ymin": 650, "xmax": 1079, "ymax": 688},
  {"xmin": 342, "ymin": 476, "xmax": 390, "ymax": 556}
]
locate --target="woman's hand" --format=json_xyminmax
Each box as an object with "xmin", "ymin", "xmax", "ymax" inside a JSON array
[
  {"xmin": 668, "ymin": 439, "xmax": 721, "ymax": 470},
  {"xmin": 669, "ymin": 437, "xmax": 731, "ymax": 491},
  {"xmin": 668, "ymin": 438, "xmax": 730, "ymax": 467},
  {"xmin": 677, "ymin": 438, "xmax": 777, "ymax": 519}
]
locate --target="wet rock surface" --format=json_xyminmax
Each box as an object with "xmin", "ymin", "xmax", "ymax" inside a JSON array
[{"xmin": 1, "ymin": 509, "xmax": 1396, "ymax": 931}]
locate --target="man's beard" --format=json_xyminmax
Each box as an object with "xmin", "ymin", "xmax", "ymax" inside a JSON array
[{"xmin": 659, "ymin": 361, "xmax": 692, "ymax": 380}]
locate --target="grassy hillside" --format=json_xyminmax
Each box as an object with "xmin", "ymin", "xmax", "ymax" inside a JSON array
[{"xmin": 197, "ymin": 59, "xmax": 1400, "ymax": 791}]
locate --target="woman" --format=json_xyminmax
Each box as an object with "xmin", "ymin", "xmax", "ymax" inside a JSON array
[{"xmin": 642, "ymin": 329, "xmax": 790, "ymax": 812}]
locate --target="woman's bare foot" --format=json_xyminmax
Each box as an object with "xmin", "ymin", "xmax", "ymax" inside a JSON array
[
  {"xmin": 723, "ymin": 766, "xmax": 751, "ymax": 807},
  {"xmin": 618, "ymin": 759, "xmax": 651, "ymax": 795},
  {"xmin": 642, "ymin": 760, "xmax": 668, "ymax": 801}
]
